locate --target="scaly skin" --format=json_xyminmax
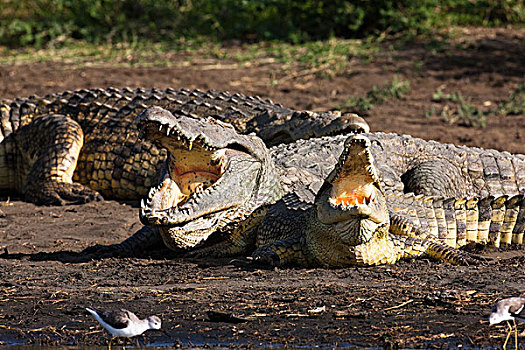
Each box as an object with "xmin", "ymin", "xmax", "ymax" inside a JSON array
[
  {"xmin": 270, "ymin": 133, "xmax": 525, "ymax": 199},
  {"xmin": 0, "ymin": 87, "xmax": 358, "ymax": 205},
  {"xmin": 387, "ymin": 191, "xmax": 525, "ymax": 248},
  {"xmin": 137, "ymin": 106, "xmax": 283, "ymax": 251},
  {"xmin": 253, "ymin": 135, "xmax": 479, "ymax": 267},
  {"xmin": 137, "ymin": 108, "xmax": 524, "ymax": 264},
  {"xmin": 254, "ymin": 191, "xmax": 525, "ymax": 267}
]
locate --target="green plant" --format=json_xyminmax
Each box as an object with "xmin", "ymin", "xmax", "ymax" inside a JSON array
[
  {"xmin": 428, "ymin": 84, "xmax": 524, "ymax": 128},
  {"xmin": 1, "ymin": 0, "xmax": 523, "ymax": 48},
  {"xmin": 432, "ymin": 88, "xmax": 461, "ymax": 102},
  {"xmin": 0, "ymin": 36, "xmax": 381, "ymax": 75},
  {"xmin": 337, "ymin": 76, "xmax": 411, "ymax": 113},
  {"xmin": 427, "ymin": 89, "xmax": 487, "ymax": 127},
  {"xmin": 497, "ymin": 84, "xmax": 525, "ymax": 116},
  {"xmin": 413, "ymin": 60, "xmax": 424, "ymax": 74}
]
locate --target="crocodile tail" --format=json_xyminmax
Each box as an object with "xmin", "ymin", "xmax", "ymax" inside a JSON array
[
  {"xmin": 388, "ymin": 191, "xmax": 525, "ymax": 248},
  {"xmin": 0, "ymin": 98, "xmax": 42, "ymax": 141},
  {"xmin": 391, "ymin": 234, "xmax": 478, "ymax": 265}
]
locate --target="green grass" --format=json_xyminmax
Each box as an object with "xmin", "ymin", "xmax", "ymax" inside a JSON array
[
  {"xmin": 427, "ymin": 88, "xmax": 486, "ymax": 127},
  {"xmin": 336, "ymin": 76, "xmax": 411, "ymax": 113},
  {"xmin": 426, "ymin": 85, "xmax": 525, "ymax": 128},
  {"xmin": 498, "ymin": 84, "xmax": 525, "ymax": 116},
  {"xmin": 0, "ymin": 39, "xmax": 212, "ymax": 67},
  {"xmin": 0, "ymin": 37, "xmax": 380, "ymax": 77}
]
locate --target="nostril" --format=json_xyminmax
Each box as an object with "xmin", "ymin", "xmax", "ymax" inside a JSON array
[{"xmin": 341, "ymin": 113, "xmax": 370, "ymax": 133}]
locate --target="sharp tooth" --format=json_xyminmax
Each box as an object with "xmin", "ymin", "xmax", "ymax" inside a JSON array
[
  {"xmin": 188, "ymin": 141, "xmax": 193, "ymax": 150},
  {"xmin": 353, "ymin": 199, "xmax": 358, "ymax": 206},
  {"xmin": 159, "ymin": 124, "xmax": 163, "ymax": 131}
]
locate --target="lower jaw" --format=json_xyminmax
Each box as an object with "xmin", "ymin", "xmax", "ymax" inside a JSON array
[{"xmin": 158, "ymin": 226, "xmax": 204, "ymax": 250}]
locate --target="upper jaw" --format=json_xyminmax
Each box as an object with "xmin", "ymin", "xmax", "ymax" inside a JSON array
[
  {"xmin": 137, "ymin": 107, "xmax": 261, "ymax": 227},
  {"xmin": 136, "ymin": 106, "xmax": 246, "ymax": 151},
  {"xmin": 316, "ymin": 134, "xmax": 387, "ymax": 226}
]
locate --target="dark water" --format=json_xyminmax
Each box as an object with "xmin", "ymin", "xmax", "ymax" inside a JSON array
[
  {"xmin": 1, "ymin": 333, "xmax": 502, "ymax": 349},
  {"xmin": 0, "ymin": 336, "xmax": 376, "ymax": 349}
]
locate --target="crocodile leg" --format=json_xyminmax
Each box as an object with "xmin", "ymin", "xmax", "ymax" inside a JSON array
[
  {"xmin": 15, "ymin": 114, "xmax": 103, "ymax": 205},
  {"xmin": 253, "ymin": 228, "xmax": 478, "ymax": 267},
  {"xmin": 389, "ymin": 213, "xmax": 436, "ymax": 239},
  {"xmin": 252, "ymin": 235, "xmax": 308, "ymax": 267}
]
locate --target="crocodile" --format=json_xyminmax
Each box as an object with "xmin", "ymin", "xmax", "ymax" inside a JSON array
[
  {"xmin": 0, "ymin": 87, "xmax": 360, "ymax": 205},
  {"xmin": 132, "ymin": 107, "xmax": 525, "ymax": 264},
  {"xmin": 252, "ymin": 135, "xmax": 525, "ymax": 267}
]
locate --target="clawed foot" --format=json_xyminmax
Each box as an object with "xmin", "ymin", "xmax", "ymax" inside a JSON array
[
  {"xmin": 454, "ymin": 251, "xmax": 491, "ymax": 266},
  {"xmin": 251, "ymin": 248, "xmax": 281, "ymax": 267},
  {"xmin": 24, "ymin": 182, "xmax": 103, "ymax": 205},
  {"xmin": 184, "ymin": 246, "xmax": 219, "ymax": 259}
]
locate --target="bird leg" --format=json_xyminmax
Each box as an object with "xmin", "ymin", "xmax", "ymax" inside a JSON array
[
  {"xmin": 503, "ymin": 320, "xmax": 513, "ymax": 350},
  {"xmin": 513, "ymin": 318, "xmax": 518, "ymax": 350}
]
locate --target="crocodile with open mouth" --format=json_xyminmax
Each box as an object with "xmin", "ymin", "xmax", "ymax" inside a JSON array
[
  {"xmin": 253, "ymin": 135, "xmax": 524, "ymax": 267},
  {"xmin": 132, "ymin": 107, "xmax": 524, "ymax": 265}
]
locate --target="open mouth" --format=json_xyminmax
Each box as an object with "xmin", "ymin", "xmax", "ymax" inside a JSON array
[
  {"xmin": 137, "ymin": 107, "xmax": 261, "ymax": 233},
  {"xmin": 317, "ymin": 134, "xmax": 385, "ymax": 226},
  {"xmin": 143, "ymin": 135, "xmax": 226, "ymax": 216},
  {"xmin": 329, "ymin": 136, "xmax": 379, "ymax": 209},
  {"xmin": 328, "ymin": 175, "xmax": 377, "ymax": 207}
]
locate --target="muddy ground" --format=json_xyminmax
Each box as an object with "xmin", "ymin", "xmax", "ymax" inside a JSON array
[{"xmin": 0, "ymin": 28, "xmax": 524, "ymax": 348}]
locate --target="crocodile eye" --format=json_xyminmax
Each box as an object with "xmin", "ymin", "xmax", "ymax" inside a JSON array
[{"xmin": 371, "ymin": 140, "xmax": 383, "ymax": 151}]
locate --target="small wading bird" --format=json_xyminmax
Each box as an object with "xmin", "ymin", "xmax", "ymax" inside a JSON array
[
  {"xmin": 86, "ymin": 307, "xmax": 162, "ymax": 349},
  {"xmin": 489, "ymin": 295, "xmax": 525, "ymax": 350}
]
